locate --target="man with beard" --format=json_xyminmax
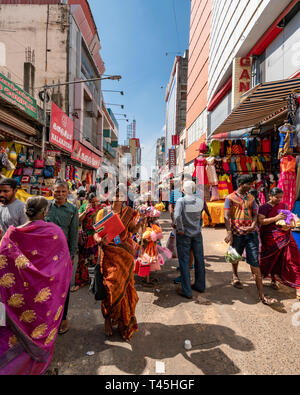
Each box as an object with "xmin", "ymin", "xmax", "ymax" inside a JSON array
[{"xmin": 0, "ymin": 178, "xmax": 27, "ymax": 236}]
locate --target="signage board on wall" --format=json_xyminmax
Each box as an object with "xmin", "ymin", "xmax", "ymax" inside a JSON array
[
  {"xmin": 71, "ymin": 141, "xmax": 102, "ymax": 169},
  {"xmin": 50, "ymin": 102, "xmax": 74, "ymax": 153},
  {"xmin": 0, "ymin": 72, "xmax": 37, "ymax": 119},
  {"xmin": 232, "ymin": 57, "xmax": 252, "ymax": 109},
  {"xmin": 169, "ymin": 148, "xmax": 176, "ymax": 170}
]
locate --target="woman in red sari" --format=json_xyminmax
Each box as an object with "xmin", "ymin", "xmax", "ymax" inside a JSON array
[{"xmin": 258, "ymin": 187, "xmax": 300, "ymax": 299}]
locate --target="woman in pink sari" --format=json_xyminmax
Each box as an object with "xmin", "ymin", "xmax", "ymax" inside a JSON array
[
  {"xmin": 258, "ymin": 188, "xmax": 300, "ymax": 299},
  {"xmin": 0, "ymin": 196, "xmax": 73, "ymax": 375}
]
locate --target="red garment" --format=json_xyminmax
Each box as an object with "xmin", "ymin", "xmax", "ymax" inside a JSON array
[
  {"xmin": 240, "ymin": 156, "xmax": 248, "ymax": 173},
  {"xmin": 259, "ymin": 203, "xmax": 300, "ymax": 288},
  {"xmin": 262, "ymin": 138, "xmax": 271, "ymax": 153},
  {"xmin": 222, "ymin": 158, "xmax": 230, "ymax": 173}
]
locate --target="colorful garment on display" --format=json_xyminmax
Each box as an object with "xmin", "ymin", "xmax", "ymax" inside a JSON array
[
  {"xmin": 278, "ymin": 123, "xmax": 295, "ymax": 159},
  {"xmin": 218, "ymin": 174, "xmax": 230, "ymax": 199},
  {"xmin": 206, "ymin": 157, "xmax": 219, "ymax": 186},
  {"xmin": 209, "ymin": 140, "xmax": 221, "ymax": 157},
  {"xmin": 277, "ymin": 155, "xmax": 297, "ymax": 210},
  {"xmin": 193, "ymin": 157, "xmax": 209, "ymax": 185},
  {"xmin": 0, "ymin": 221, "xmax": 73, "ymax": 375}
]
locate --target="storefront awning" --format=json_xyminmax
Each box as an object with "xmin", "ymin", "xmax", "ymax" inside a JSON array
[{"xmin": 212, "ymin": 78, "xmax": 300, "ymax": 135}]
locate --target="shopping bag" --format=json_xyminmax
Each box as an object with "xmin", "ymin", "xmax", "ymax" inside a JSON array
[
  {"xmin": 166, "ymin": 231, "xmax": 177, "ymax": 258},
  {"xmin": 225, "ymin": 246, "xmax": 242, "ymax": 264}
]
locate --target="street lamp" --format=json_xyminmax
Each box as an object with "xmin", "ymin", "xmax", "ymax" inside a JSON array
[
  {"xmin": 106, "ymin": 103, "xmax": 124, "ymax": 109},
  {"xmin": 102, "ymin": 90, "xmax": 124, "ymax": 95},
  {"xmin": 39, "ymin": 75, "xmax": 122, "ymax": 157}
]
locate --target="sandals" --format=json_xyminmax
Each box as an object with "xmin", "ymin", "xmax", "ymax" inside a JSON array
[
  {"xmin": 231, "ymin": 278, "xmax": 243, "ymax": 289},
  {"xmin": 58, "ymin": 320, "xmax": 69, "ymax": 335},
  {"xmin": 260, "ymin": 296, "xmax": 277, "ymax": 305},
  {"xmin": 270, "ymin": 282, "xmax": 280, "ymax": 290},
  {"xmin": 71, "ymin": 284, "xmax": 87, "ymax": 292}
]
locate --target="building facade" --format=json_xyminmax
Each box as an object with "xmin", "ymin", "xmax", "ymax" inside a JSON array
[{"xmin": 0, "ymin": 0, "xmax": 117, "ymax": 182}]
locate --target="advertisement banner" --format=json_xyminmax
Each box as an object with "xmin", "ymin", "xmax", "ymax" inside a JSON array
[
  {"xmin": 50, "ymin": 102, "xmax": 74, "ymax": 153},
  {"xmin": 71, "ymin": 141, "xmax": 102, "ymax": 169},
  {"xmin": 0, "ymin": 72, "xmax": 37, "ymax": 119},
  {"xmin": 169, "ymin": 148, "xmax": 176, "ymax": 170}
]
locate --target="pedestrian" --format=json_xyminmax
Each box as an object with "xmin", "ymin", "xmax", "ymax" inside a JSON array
[
  {"xmin": 77, "ymin": 180, "xmax": 87, "ymax": 194},
  {"xmin": 258, "ymin": 187, "xmax": 300, "ymax": 299},
  {"xmin": 77, "ymin": 189, "xmax": 87, "ymax": 210},
  {"xmin": 45, "ymin": 180, "xmax": 79, "ymax": 334},
  {"xmin": 94, "ymin": 191, "xmax": 139, "ymax": 341},
  {"xmin": 224, "ymin": 174, "xmax": 276, "ymax": 305},
  {"xmin": 173, "ymin": 180, "xmax": 206, "ymax": 299},
  {"xmin": 0, "ymin": 178, "xmax": 27, "ymax": 237},
  {"xmin": 71, "ymin": 193, "xmax": 102, "ymax": 292},
  {"xmin": 0, "ymin": 196, "xmax": 72, "ymax": 375}
]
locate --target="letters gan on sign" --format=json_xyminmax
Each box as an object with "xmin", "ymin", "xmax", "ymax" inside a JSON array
[{"xmin": 232, "ymin": 56, "xmax": 252, "ymax": 108}]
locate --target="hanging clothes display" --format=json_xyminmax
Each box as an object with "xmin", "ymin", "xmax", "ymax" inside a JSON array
[
  {"xmin": 206, "ymin": 157, "xmax": 219, "ymax": 186},
  {"xmin": 277, "ymin": 155, "xmax": 297, "ymax": 210},
  {"xmin": 192, "ymin": 156, "xmax": 209, "ymax": 185}
]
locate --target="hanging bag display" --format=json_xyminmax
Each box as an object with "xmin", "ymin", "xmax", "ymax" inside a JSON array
[
  {"xmin": 43, "ymin": 166, "xmax": 54, "ymax": 178},
  {"xmin": 45, "ymin": 156, "xmax": 56, "ymax": 166},
  {"xmin": 25, "ymin": 158, "xmax": 34, "ymax": 167},
  {"xmin": 34, "ymin": 157, "xmax": 45, "ymax": 169},
  {"xmin": 23, "ymin": 167, "xmax": 34, "ymax": 176},
  {"xmin": 17, "ymin": 147, "xmax": 26, "ymax": 164},
  {"xmin": 9, "ymin": 144, "xmax": 17, "ymax": 162}
]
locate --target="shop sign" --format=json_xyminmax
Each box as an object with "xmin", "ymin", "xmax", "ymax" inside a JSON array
[
  {"xmin": 232, "ymin": 57, "xmax": 252, "ymax": 108},
  {"xmin": 0, "ymin": 72, "xmax": 37, "ymax": 119},
  {"xmin": 169, "ymin": 148, "xmax": 176, "ymax": 170},
  {"xmin": 46, "ymin": 150, "xmax": 61, "ymax": 157},
  {"xmin": 50, "ymin": 103, "xmax": 74, "ymax": 153},
  {"xmin": 172, "ymin": 135, "xmax": 180, "ymax": 145},
  {"xmin": 71, "ymin": 141, "xmax": 102, "ymax": 169}
]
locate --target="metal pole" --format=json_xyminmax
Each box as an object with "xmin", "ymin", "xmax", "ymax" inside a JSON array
[{"xmin": 41, "ymin": 87, "xmax": 47, "ymax": 159}]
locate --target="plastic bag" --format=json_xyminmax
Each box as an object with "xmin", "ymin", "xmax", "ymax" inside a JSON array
[
  {"xmin": 225, "ymin": 246, "xmax": 242, "ymax": 264},
  {"xmin": 166, "ymin": 231, "xmax": 177, "ymax": 259}
]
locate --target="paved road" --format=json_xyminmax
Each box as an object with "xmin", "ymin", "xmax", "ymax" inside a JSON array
[{"xmin": 51, "ymin": 212, "xmax": 300, "ymax": 375}]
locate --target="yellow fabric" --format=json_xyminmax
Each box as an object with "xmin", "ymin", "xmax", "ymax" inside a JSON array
[
  {"xmin": 16, "ymin": 189, "xmax": 54, "ymax": 203},
  {"xmin": 202, "ymin": 200, "xmax": 225, "ymax": 227},
  {"xmin": 1, "ymin": 142, "xmax": 23, "ymax": 178}
]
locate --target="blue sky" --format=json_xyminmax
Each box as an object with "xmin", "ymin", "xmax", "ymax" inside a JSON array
[{"xmin": 89, "ymin": 0, "xmax": 191, "ymax": 178}]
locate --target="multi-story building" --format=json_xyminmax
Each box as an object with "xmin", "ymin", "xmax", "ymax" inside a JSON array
[
  {"xmin": 186, "ymin": 0, "xmax": 300, "ymax": 171},
  {"xmin": 165, "ymin": 51, "xmax": 188, "ymax": 174},
  {"xmin": 185, "ymin": 0, "xmax": 211, "ymax": 173},
  {"xmin": 0, "ymin": 0, "xmax": 119, "ymax": 181},
  {"xmin": 207, "ymin": 0, "xmax": 300, "ymax": 138}
]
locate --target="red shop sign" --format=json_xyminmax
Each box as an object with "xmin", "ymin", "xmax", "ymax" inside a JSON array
[
  {"xmin": 50, "ymin": 102, "xmax": 74, "ymax": 153},
  {"xmin": 172, "ymin": 135, "xmax": 180, "ymax": 146},
  {"xmin": 71, "ymin": 141, "xmax": 102, "ymax": 169}
]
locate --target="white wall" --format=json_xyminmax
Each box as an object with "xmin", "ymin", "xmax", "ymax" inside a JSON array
[{"xmin": 208, "ymin": 0, "xmax": 292, "ymax": 103}]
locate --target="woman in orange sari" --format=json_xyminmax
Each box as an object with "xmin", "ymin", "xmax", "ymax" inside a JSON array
[{"xmin": 94, "ymin": 196, "xmax": 139, "ymax": 341}]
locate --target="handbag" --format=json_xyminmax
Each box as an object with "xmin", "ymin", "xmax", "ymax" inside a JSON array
[
  {"xmin": 44, "ymin": 178, "xmax": 55, "ymax": 187},
  {"xmin": 9, "ymin": 144, "xmax": 17, "ymax": 162},
  {"xmin": 17, "ymin": 148, "xmax": 26, "ymax": 164},
  {"xmin": 13, "ymin": 167, "xmax": 23, "ymax": 176},
  {"xmin": 89, "ymin": 251, "xmax": 106, "ymax": 301},
  {"xmin": 25, "ymin": 158, "xmax": 34, "ymax": 167},
  {"xmin": 23, "ymin": 167, "xmax": 33, "ymax": 176},
  {"xmin": 43, "ymin": 166, "xmax": 54, "ymax": 178},
  {"xmin": 34, "ymin": 157, "xmax": 45, "ymax": 168},
  {"xmin": 45, "ymin": 156, "xmax": 56, "ymax": 166},
  {"xmin": 13, "ymin": 176, "xmax": 22, "ymax": 186},
  {"xmin": 21, "ymin": 175, "xmax": 30, "ymax": 183},
  {"xmin": 33, "ymin": 168, "xmax": 43, "ymax": 176},
  {"xmin": 30, "ymin": 175, "xmax": 38, "ymax": 184}
]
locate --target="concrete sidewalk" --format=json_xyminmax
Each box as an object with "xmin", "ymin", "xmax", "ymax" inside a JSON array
[{"xmin": 51, "ymin": 213, "xmax": 300, "ymax": 375}]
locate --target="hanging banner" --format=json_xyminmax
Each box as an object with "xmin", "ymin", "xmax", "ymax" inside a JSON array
[
  {"xmin": 0, "ymin": 72, "xmax": 37, "ymax": 119},
  {"xmin": 50, "ymin": 102, "xmax": 74, "ymax": 153},
  {"xmin": 71, "ymin": 141, "xmax": 102, "ymax": 169},
  {"xmin": 232, "ymin": 56, "xmax": 252, "ymax": 108},
  {"xmin": 169, "ymin": 148, "xmax": 176, "ymax": 170}
]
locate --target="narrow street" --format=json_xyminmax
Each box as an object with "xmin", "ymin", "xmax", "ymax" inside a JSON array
[{"xmin": 51, "ymin": 212, "xmax": 300, "ymax": 375}]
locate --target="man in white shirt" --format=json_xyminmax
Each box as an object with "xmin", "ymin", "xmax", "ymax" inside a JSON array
[{"xmin": 0, "ymin": 178, "xmax": 27, "ymax": 236}]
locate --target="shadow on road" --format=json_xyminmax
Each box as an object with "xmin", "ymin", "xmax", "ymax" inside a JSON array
[{"xmin": 54, "ymin": 321, "xmax": 254, "ymax": 375}]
